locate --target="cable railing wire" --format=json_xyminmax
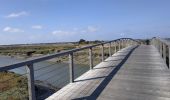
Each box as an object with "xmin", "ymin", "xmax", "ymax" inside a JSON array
[
  {"xmin": 34, "ymin": 61, "xmax": 62, "ymax": 72},
  {"xmin": 34, "ymin": 64, "xmax": 66, "ymax": 79},
  {"xmin": 38, "ymin": 65, "xmax": 69, "ymax": 82}
]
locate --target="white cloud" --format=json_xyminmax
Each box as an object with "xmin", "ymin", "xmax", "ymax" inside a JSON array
[
  {"xmin": 52, "ymin": 26, "xmax": 99, "ymax": 36},
  {"xmin": 87, "ymin": 26, "xmax": 98, "ymax": 32},
  {"xmin": 81, "ymin": 26, "xmax": 99, "ymax": 33},
  {"xmin": 32, "ymin": 25, "xmax": 43, "ymax": 29},
  {"xmin": 3, "ymin": 27, "xmax": 24, "ymax": 33},
  {"xmin": 52, "ymin": 30, "xmax": 76, "ymax": 36},
  {"xmin": 5, "ymin": 11, "xmax": 29, "ymax": 18}
]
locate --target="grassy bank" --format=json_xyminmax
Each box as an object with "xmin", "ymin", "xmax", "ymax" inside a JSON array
[
  {"xmin": 0, "ymin": 42, "xmax": 113, "ymax": 65},
  {"xmin": 0, "ymin": 71, "xmax": 59, "ymax": 100},
  {"xmin": 0, "ymin": 72, "xmax": 28, "ymax": 100}
]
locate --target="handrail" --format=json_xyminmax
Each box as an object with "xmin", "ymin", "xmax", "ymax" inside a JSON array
[
  {"xmin": 0, "ymin": 38, "xmax": 139, "ymax": 71},
  {"xmin": 152, "ymin": 37, "xmax": 170, "ymax": 46},
  {"xmin": 0, "ymin": 38, "xmax": 139, "ymax": 100},
  {"xmin": 151, "ymin": 37, "xmax": 170, "ymax": 68}
]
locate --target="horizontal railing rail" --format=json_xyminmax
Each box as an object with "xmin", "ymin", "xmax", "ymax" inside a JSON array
[
  {"xmin": 0, "ymin": 38, "xmax": 139, "ymax": 100},
  {"xmin": 151, "ymin": 37, "xmax": 170, "ymax": 68},
  {"xmin": 0, "ymin": 38, "xmax": 139, "ymax": 71}
]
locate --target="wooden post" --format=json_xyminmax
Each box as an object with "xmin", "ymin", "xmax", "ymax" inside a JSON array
[
  {"xmin": 163, "ymin": 43, "xmax": 166, "ymax": 61},
  {"xmin": 69, "ymin": 53, "xmax": 74, "ymax": 83},
  {"xmin": 158, "ymin": 40, "xmax": 160, "ymax": 52},
  {"xmin": 124, "ymin": 39, "xmax": 126, "ymax": 47},
  {"xmin": 156, "ymin": 39, "xmax": 159, "ymax": 50},
  {"xmin": 161, "ymin": 43, "xmax": 163, "ymax": 58},
  {"xmin": 169, "ymin": 46, "xmax": 170, "ymax": 68},
  {"xmin": 101, "ymin": 44, "xmax": 104, "ymax": 61},
  {"xmin": 26, "ymin": 64, "xmax": 36, "ymax": 100},
  {"xmin": 127, "ymin": 40, "xmax": 129, "ymax": 47},
  {"xmin": 124, "ymin": 39, "xmax": 125, "ymax": 47},
  {"xmin": 119, "ymin": 40, "xmax": 121, "ymax": 51},
  {"xmin": 115, "ymin": 42, "xmax": 117, "ymax": 53},
  {"xmin": 131, "ymin": 40, "xmax": 133, "ymax": 45},
  {"xmin": 121, "ymin": 40, "xmax": 123, "ymax": 49},
  {"xmin": 121, "ymin": 40, "xmax": 124, "ymax": 48},
  {"xmin": 159, "ymin": 41, "xmax": 162, "ymax": 54},
  {"xmin": 109, "ymin": 42, "xmax": 111, "ymax": 56},
  {"xmin": 89, "ymin": 48, "xmax": 93, "ymax": 69}
]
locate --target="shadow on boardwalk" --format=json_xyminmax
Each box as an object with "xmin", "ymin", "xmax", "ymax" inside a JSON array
[{"xmin": 73, "ymin": 46, "xmax": 139, "ymax": 100}]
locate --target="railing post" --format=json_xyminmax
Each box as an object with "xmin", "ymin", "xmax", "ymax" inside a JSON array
[
  {"xmin": 124, "ymin": 39, "xmax": 126, "ymax": 48},
  {"xmin": 121, "ymin": 40, "xmax": 123, "ymax": 48},
  {"xmin": 101, "ymin": 44, "xmax": 104, "ymax": 61},
  {"xmin": 127, "ymin": 39, "xmax": 129, "ymax": 47},
  {"xmin": 130, "ymin": 40, "xmax": 133, "ymax": 45},
  {"xmin": 26, "ymin": 64, "xmax": 36, "ymax": 100},
  {"xmin": 160, "ymin": 42, "xmax": 162, "ymax": 57},
  {"xmin": 156, "ymin": 39, "xmax": 159, "ymax": 49},
  {"xmin": 109, "ymin": 42, "xmax": 111, "ymax": 56},
  {"xmin": 124, "ymin": 39, "xmax": 126, "ymax": 47},
  {"xmin": 119, "ymin": 40, "xmax": 121, "ymax": 51},
  {"xmin": 114, "ymin": 42, "xmax": 117, "ymax": 53},
  {"xmin": 163, "ymin": 43, "xmax": 166, "ymax": 61},
  {"xmin": 89, "ymin": 48, "xmax": 93, "ymax": 69},
  {"xmin": 168, "ymin": 45, "xmax": 170, "ymax": 68},
  {"xmin": 125, "ymin": 39, "xmax": 127, "ymax": 47},
  {"xmin": 121, "ymin": 40, "xmax": 123, "ymax": 49},
  {"xmin": 69, "ymin": 53, "xmax": 74, "ymax": 83}
]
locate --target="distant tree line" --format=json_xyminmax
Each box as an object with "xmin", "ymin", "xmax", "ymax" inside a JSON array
[{"xmin": 78, "ymin": 39, "xmax": 103, "ymax": 44}]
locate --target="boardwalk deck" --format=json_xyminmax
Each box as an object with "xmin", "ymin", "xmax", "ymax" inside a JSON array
[{"xmin": 46, "ymin": 45, "xmax": 170, "ymax": 100}]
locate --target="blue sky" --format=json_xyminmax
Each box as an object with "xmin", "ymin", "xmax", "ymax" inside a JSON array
[{"xmin": 0, "ymin": 0, "xmax": 170, "ymax": 45}]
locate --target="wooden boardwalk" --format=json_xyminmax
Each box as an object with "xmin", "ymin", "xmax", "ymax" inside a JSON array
[{"xmin": 46, "ymin": 45, "xmax": 170, "ymax": 100}]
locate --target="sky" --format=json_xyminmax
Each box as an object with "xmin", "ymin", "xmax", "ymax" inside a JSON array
[{"xmin": 0, "ymin": 0, "xmax": 170, "ymax": 45}]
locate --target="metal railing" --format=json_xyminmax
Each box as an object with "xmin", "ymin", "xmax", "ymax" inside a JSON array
[
  {"xmin": 151, "ymin": 37, "xmax": 170, "ymax": 68},
  {"xmin": 0, "ymin": 38, "xmax": 139, "ymax": 100}
]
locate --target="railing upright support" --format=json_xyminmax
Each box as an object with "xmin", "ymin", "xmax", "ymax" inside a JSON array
[
  {"xmin": 26, "ymin": 64, "xmax": 36, "ymax": 100},
  {"xmin": 114, "ymin": 42, "xmax": 117, "ymax": 53},
  {"xmin": 101, "ymin": 44, "xmax": 104, "ymax": 61},
  {"xmin": 89, "ymin": 48, "xmax": 93, "ymax": 69},
  {"xmin": 119, "ymin": 40, "xmax": 121, "ymax": 51},
  {"xmin": 121, "ymin": 40, "xmax": 123, "ymax": 48},
  {"xmin": 127, "ymin": 39, "xmax": 129, "ymax": 47},
  {"xmin": 124, "ymin": 39, "xmax": 126, "ymax": 48},
  {"xmin": 160, "ymin": 42, "xmax": 163, "ymax": 57},
  {"xmin": 69, "ymin": 53, "xmax": 74, "ymax": 83},
  {"xmin": 163, "ymin": 43, "xmax": 166, "ymax": 61},
  {"xmin": 109, "ymin": 42, "xmax": 112, "ymax": 56},
  {"xmin": 168, "ymin": 45, "xmax": 170, "ymax": 68},
  {"xmin": 124, "ymin": 39, "xmax": 126, "ymax": 47},
  {"xmin": 121, "ymin": 40, "xmax": 123, "ymax": 49},
  {"xmin": 130, "ymin": 40, "xmax": 133, "ymax": 45}
]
